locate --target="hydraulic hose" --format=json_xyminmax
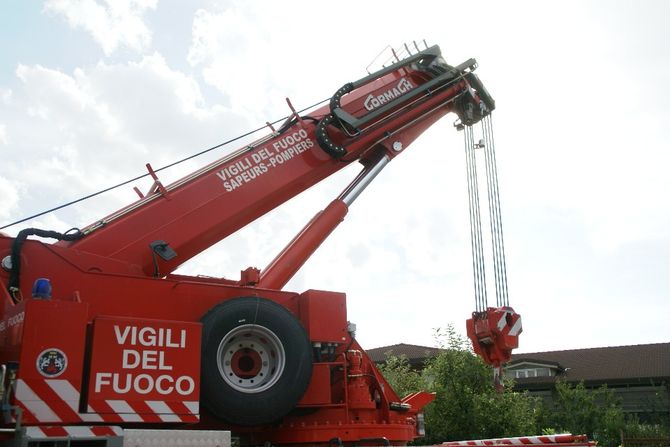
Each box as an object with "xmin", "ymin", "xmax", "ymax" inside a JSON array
[
  {"xmin": 316, "ymin": 114, "xmax": 347, "ymax": 158},
  {"xmin": 7, "ymin": 227, "xmax": 83, "ymax": 301}
]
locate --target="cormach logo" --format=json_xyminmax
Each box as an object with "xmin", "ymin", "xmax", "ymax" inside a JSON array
[{"xmin": 363, "ymin": 77, "xmax": 414, "ymax": 111}]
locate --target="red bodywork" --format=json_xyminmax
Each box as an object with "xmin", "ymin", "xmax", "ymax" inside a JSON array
[
  {"xmin": 466, "ymin": 307, "xmax": 522, "ymax": 390},
  {"xmin": 0, "ymin": 46, "xmax": 499, "ymax": 445},
  {"xmin": 466, "ymin": 307, "xmax": 522, "ymax": 366}
]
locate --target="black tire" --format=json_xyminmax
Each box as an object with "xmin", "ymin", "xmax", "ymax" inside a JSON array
[{"xmin": 200, "ymin": 296, "xmax": 312, "ymax": 425}]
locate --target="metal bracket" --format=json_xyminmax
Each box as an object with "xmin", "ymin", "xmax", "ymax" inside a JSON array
[{"xmin": 134, "ymin": 163, "xmax": 171, "ymax": 200}]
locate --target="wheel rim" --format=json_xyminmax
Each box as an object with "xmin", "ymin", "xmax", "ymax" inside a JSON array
[{"xmin": 216, "ymin": 324, "xmax": 286, "ymax": 393}]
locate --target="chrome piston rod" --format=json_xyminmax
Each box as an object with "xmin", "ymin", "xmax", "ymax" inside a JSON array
[{"xmin": 339, "ymin": 154, "xmax": 390, "ymax": 206}]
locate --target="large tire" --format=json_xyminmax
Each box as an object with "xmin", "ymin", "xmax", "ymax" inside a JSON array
[{"xmin": 200, "ymin": 297, "xmax": 312, "ymax": 425}]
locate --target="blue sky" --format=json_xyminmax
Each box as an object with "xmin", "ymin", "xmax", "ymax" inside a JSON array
[{"xmin": 1, "ymin": 1, "xmax": 669, "ymax": 353}]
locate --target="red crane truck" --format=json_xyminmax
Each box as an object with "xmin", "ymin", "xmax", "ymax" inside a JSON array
[{"xmin": 0, "ymin": 44, "xmax": 520, "ymax": 446}]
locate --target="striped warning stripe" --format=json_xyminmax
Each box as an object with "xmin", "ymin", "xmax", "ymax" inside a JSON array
[
  {"xmin": 15, "ymin": 379, "xmax": 199, "ymax": 424},
  {"xmin": 496, "ymin": 313, "xmax": 508, "ymax": 332},
  {"xmin": 15, "ymin": 379, "xmax": 61, "ymax": 423},
  {"xmin": 496, "ymin": 310, "xmax": 522, "ymax": 337},
  {"xmin": 443, "ymin": 434, "xmax": 592, "ymax": 446},
  {"xmin": 45, "ymin": 379, "xmax": 103, "ymax": 422},
  {"xmin": 508, "ymin": 315, "xmax": 522, "ymax": 336},
  {"xmin": 25, "ymin": 425, "xmax": 123, "ymax": 439}
]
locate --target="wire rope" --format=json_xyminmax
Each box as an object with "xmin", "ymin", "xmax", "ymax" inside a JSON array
[
  {"xmin": 0, "ymin": 98, "xmax": 329, "ymax": 230},
  {"xmin": 482, "ymin": 114, "xmax": 509, "ymax": 306},
  {"xmin": 464, "ymin": 124, "xmax": 487, "ymax": 313}
]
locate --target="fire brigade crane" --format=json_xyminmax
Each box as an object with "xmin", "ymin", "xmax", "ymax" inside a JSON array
[{"xmin": 0, "ymin": 44, "xmax": 521, "ymax": 446}]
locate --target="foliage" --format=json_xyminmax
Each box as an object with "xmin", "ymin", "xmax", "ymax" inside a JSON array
[
  {"xmin": 421, "ymin": 327, "xmax": 539, "ymax": 443},
  {"xmin": 638, "ymin": 385, "xmax": 670, "ymax": 428},
  {"xmin": 378, "ymin": 325, "xmax": 540, "ymax": 444},
  {"xmin": 471, "ymin": 388, "xmax": 540, "ymax": 440},
  {"xmin": 621, "ymin": 385, "xmax": 670, "ymax": 438},
  {"xmin": 538, "ymin": 381, "xmax": 625, "ymax": 447},
  {"xmin": 377, "ymin": 327, "xmax": 669, "ymax": 447},
  {"xmin": 376, "ymin": 353, "xmax": 423, "ymax": 399},
  {"xmin": 623, "ymin": 420, "xmax": 670, "ymax": 438}
]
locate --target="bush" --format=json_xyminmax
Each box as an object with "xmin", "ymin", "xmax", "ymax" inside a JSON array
[
  {"xmin": 378, "ymin": 327, "xmax": 668, "ymax": 446},
  {"xmin": 379, "ymin": 326, "xmax": 540, "ymax": 444},
  {"xmin": 538, "ymin": 381, "xmax": 625, "ymax": 447}
]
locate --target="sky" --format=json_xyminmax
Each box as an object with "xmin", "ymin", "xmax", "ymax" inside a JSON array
[{"xmin": 0, "ymin": 0, "xmax": 669, "ymax": 354}]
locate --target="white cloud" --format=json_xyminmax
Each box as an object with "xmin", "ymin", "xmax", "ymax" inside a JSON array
[
  {"xmin": 1, "ymin": 54, "xmax": 249, "ymax": 234},
  {"xmin": 0, "ymin": 88, "xmax": 11, "ymax": 105},
  {"xmin": 43, "ymin": 0, "xmax": 157, "ymax": 55},
  {"xmin": 3, "ymin": 1, "xmax": 670, "ymax": 354},
  {"xmin": 185, "ymin": 4, "xmax": 397, "ymax": 119},
  {"xmin": 187, "ymin": 7, "xmax": 276, "ymax": 116},
  {"xmin": 0, "ymin": 124, "xmax": 6, "ymax": 145},
  {"xmin": 0, "ymin": 177, "xmax": 20, "ymax": 221}
]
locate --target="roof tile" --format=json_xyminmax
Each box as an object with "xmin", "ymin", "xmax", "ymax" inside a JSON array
[
  {"xmin": 510, "ymin": 343, "xmax": 670, "ymax": 383},
  {"xmin": 366, "ymin": 342, "xmax": 670, "ymax": 384},
  {"xmin": 366, "ymin": 343, "xmax": 442, "ymax": 364}
]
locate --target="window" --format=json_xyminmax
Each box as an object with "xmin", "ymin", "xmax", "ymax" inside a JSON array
[{"xmin": 506, "ymin": 367, "xmax": 553, "ymax": 379}]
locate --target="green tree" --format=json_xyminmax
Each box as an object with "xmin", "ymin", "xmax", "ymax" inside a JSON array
[
  {"xmin": 379, "ymin": 330, "xmax": 668, "ymax": 447},
  {"xmin": 540, "ymin": 381, "xmax": 625, "ymax": 447},
  {"xmin": 612, "ymin": 384, "xmax": 670, "ymax": 441},
  {"xmin": 421, "ymin": 327, "xmax": 538, "ymax": 443},
  {"xmin": 378, "ymin": 326, "xmax": 539, "ymax": 444},
  {"xmin": 376, "ymin": 353, "xmax": 423, "ymax": 399},
  {"xmin": 639, "ymin": 384, "xmax": 670, "ymax": 429},
  {"xmin": 472, "ymin": 388, "xmax": 540, "ymax": 439}
]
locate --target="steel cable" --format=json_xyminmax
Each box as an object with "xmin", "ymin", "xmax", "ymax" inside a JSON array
[
  {"xmin": 481, "ymin": 114, "xmax": 509, "ymax": 307},
  {"xmin": 0, "ymin": 98, "xmax": 330, "ymax": 230},
  {"xmin": 481, "ymin": 117, "xmax": 502, "ymax": 307},
  {"xmin": 464, "ymin": 125, "xmax": 488, "ymax": 312},
  {"xmin": 491, "ymin": 114, "xmax": 509, "ymax": 306}
]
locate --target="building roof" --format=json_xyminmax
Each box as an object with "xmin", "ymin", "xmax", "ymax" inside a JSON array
[
  {"xmin": 366, "ymin": 343, "xmax": 442, "ymax": 365},
  {"xmin": 510, "ymin": 342, "xmax": 670, "ymax": 386},
  {"xmin": 366, "ymin": 342, "xmax": 670, "ymax": 387}
]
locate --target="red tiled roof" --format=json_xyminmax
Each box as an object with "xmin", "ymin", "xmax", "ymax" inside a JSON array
[
  {"xmin": 366, "ymin": 343, "xmax": 442, "ymax": 364},
  {"xmin": 365, "ymin": 342, "xmax": 670, "ymax": 386},
  {"xmin": 510, "ymin": 343, "xmax": 670, "ymax": 384}
]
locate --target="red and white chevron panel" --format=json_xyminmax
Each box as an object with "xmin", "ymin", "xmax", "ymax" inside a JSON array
[
  {"xmin": 496, "ymin": 309, "xmax": 522, "ymax": 337},
  {"xmin": 15, "ymin": 378, "xmax": 199, "ymax": 424},
  {"xmin": 442, "ymin": 434, "xmax": 594, "ymax": 447},
  {"xmin": 25, "ymin": 425, "xmax": 123, "ymax": 439}
]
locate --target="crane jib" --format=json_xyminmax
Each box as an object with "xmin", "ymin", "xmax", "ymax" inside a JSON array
[
  {"xmin": 0, "ymin": 42, "xmax": 520, "ymax": 444},
  {"xmin": 316, "ymin": 46, "xmax": 492, "ymax": 161}
]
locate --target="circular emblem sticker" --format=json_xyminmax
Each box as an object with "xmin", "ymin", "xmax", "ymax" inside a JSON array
[{"xmin": 36, "ymin": 348, "xmax": 68, "ymax": 378}]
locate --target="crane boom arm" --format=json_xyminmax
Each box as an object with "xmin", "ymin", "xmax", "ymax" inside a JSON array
[
  {"xmin": 59, "ymin": 45, "xmax": 493, "ymax": 278},
  {"xmin": 0, "ymin": 44, "xmax": 514, "ymax": 444}
]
